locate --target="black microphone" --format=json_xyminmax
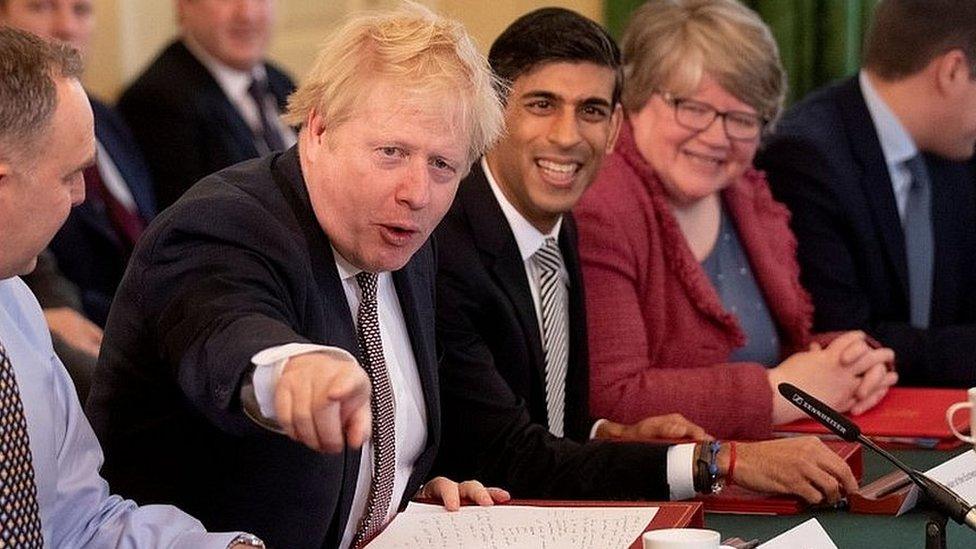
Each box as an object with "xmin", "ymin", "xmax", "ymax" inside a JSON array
[{"xmin": 778, "ymin": 383, "xmax": 976, "ymax": 532}]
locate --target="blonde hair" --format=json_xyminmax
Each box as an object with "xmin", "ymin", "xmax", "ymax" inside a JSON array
[
  {"xmin": 621, "ymin": 0, "xmax": 786, "ymax": 123},
  {"xmin": 284, "ymin": 2, "xmax": 503, "ymax": 163}
]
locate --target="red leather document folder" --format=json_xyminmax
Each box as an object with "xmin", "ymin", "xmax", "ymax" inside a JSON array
[
  {"xmin": 410, "ymin": 498, "xmax": 703, "ymax": 548},
  {"xmin": 695, "ymin": 441, "xmax": 862, "ymax": 515},
  {"xmin": 774, "ymin": 387, "xmax": 968, "ymax": 449}
]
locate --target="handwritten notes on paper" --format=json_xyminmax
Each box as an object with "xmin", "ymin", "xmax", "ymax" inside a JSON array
[{"xmin": 367, "ymin": 503, "xmax": 659, "ymax": 548}]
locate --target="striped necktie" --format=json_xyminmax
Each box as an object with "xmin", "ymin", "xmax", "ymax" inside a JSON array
[
  {"xmin": 0, "ymin": 339, "xmax": 43, "ymax": 547},
  {"xmin": 534, "ymin": 237, "xmax": 568, "ymax": 437},
  {"xmin": 247, "ymin": 77, "xmax": 286, "ymax": 154},
  {"xmin": 351, "ymin": 272, "xmax": 396, "ymax": 548}
]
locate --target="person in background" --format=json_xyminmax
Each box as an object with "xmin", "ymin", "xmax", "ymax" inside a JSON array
[
  {"xmin": 118, "ymin": 0, "xmax": 296, "ymax": 208},
  {"xmin": 759, "ymin": 0, "xmax": 976, "ymax": 387},
  {"xmin": 87, "ymin": 6, "xmax": 509, "ymax": 548},
  {"xmin": 0, "ymin": 25, "xmax": 262, "ymax": 549},
  {"xmin": 435, "ymin": 6, "xmax": 860, "ymax": 508},
  {"xmin": 0, "ymin": 0, "xmax": 157, "ymax": 401},
  {"xmin": 575, "ymin": 0, "xmax": 897, "ymax": 441}
]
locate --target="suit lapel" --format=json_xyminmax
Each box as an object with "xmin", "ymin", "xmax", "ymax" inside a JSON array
[
  {"xmin": 173, "ymin": 41, "xmax": 260, "ymax": 161},
  {"xmin": 559, "ymin": 215, "xmax": 591, "ymax": 439},
  {"xmin": 839, "ymin": 78, "xmax": 910, "ymax": 298},
  {"xmin": 392, "ymin": 257, "xmax": 439, "ymax": 454},
  {"xmin": 270, "ymin": 148, "xmax": 362, "ymax": 546},
  {"xmin": 462, "ymin": 165, "xmax": 549, "ymax": 395}
]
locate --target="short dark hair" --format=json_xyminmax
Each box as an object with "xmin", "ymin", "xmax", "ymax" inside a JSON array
[
  {"xmin": 488, "ymin": 7, "xmax": 622, "ymax": 105},
  {"xmin": 864, "ymin": 0, "xmax": 976, "ymax": 79},
  {"xmin": 0, "ymin": 25, "xmax": 83, "ymax": 161}
]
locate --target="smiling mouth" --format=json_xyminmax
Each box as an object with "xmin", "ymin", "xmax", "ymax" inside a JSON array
[
  {"xmin": 683, "ymin": 150, "xmax": 725, "ymax": 166},
  {"xmin": 536, "ymin": 158, "xmax": 581, "ymax": 185}
]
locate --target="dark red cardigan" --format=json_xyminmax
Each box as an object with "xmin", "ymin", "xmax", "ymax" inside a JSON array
[{"xmin": 575, "ymin": 121, "xmax": 817, "ymax": 439}]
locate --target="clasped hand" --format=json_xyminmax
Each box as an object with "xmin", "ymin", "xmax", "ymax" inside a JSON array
[{"xmin": 770, "ymin": 331, "xmax": 897, "ymax": 424}]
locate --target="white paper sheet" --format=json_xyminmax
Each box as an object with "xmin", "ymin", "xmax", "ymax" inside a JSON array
[
  {"xmin": 758, "ymin": 518, "xmax": 838, "ymax": 549},
  {"xmin": 366, "ymin": 502, "xmax": 659, "ymax": 548},
  {"xmin": 895, "ymin": 449, "xmax": 976, "ymax": 516}
]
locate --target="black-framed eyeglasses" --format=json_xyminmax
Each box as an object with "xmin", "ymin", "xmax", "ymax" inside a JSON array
[{"xmin": 659, "ymin": 92, "xmax": 766, "ymax": 141}]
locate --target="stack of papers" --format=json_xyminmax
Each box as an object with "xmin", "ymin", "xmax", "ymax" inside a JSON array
[{"xmin": 367, "ymin": 503, "xmax": 659, "ymax": 548}]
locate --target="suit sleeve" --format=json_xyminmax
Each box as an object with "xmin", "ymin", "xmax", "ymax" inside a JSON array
[
  {"xmin": 761, "ymin": 134, "xmax": 976, "ymax": 386},
  {"xmin": 574, "ymin": 189, "xmax": 774, "ymax": 440},
  {"xmin": 433, "ymin": 230, "xmax": 671, "ymax": 501},
  {"xmin": 137, "ymin": 196, "xmax": 314, "ymax": 437}
]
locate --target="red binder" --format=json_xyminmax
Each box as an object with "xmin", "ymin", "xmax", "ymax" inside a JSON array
[
  {"xmin": 695, "ymin": 441, "xmax": 863, "ymax": 515},
  {"xmin": 774, "ymin": 387, "xmax": 968, "ymax": 449}
]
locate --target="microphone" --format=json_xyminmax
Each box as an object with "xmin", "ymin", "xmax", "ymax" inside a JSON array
[{"xmin": 778, "ymin": 383, "xmax": 976, "ymax": 532}]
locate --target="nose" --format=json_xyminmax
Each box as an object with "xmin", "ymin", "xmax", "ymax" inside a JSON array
[
  {"xmin": 51, "ymin": 7, "xmax": 78, "ymax": 44},
  {"xmin": 696, "ymin": 114, "xmax": 731, "ymax": 148},
  {"xmin": 548, "ymin": 108, "xmax": 583, "ymax": 149},
  {"xmin": 396, "ymin": 160, "xmax": 431, "ymax": 210}
]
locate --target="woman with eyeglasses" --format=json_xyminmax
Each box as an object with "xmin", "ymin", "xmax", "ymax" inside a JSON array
[{"xmin": 575, "ymin": 0, "xmax": 898, "ymax": 440}]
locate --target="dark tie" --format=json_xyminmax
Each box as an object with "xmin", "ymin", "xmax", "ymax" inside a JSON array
[
  {"xmin": 246, "ymin": 78, "xmax": 286, "ymax": 154},
  {"xmin": 351, "ymin": 272, "xmax": 396, "ymax": 548},
  {"xmin": 0, "ymin": 340, "xmax": 43, "ymax": 547},
  {"xmin": 84, "ymin": 165, "xmax": 145, "ymax": 251},
  {"xmin": 903, "ymin": 155, "xmax": 934, "ymax": 329},
  {"xmin": 534, "ymin": 238, "xmax": 568, "ymax": 437}
]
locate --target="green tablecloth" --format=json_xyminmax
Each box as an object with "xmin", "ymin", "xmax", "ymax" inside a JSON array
[{"xmin": 704, "ymin": 447, "xmax": 976, "ymax": 548}]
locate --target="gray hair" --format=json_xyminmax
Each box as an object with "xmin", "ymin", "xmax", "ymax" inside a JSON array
[{"xmin": 0, "ymin": 25, "xmax": 83, "ymax": 162}]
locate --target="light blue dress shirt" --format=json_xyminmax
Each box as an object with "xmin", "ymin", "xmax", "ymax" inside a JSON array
[
  {"xmin": 0, "ymin": 276, "xmax": 239, "ymax": 548},
  {"xmin": 859, "ymin": 70, "xmax": 920, "ymax": 222}
]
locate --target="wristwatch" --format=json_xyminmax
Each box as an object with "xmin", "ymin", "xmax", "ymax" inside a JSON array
[{"xmin": 229, "ymin": 533, "xmax": 265, "ymax": 548}]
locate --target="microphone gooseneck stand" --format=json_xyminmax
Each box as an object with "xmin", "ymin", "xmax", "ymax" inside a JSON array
[{"xmin": 778, "ymin": 383, "xmax": 976, "ymax": 549}]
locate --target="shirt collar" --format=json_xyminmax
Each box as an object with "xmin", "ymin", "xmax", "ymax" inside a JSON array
[
  {"xmin": 481, "ymin": 157, "xmax": 562, "ymax": 261},
  {"xmin": 859, "ymin": 70, "xmax": 918, "ymax": 168},
  {"xmin": 182, "ymin": 35, "xmax": 268, "ymax": 102},
  {"xmin": 332, "ymin": 246, "xmax": 362, "ymax": 282}
]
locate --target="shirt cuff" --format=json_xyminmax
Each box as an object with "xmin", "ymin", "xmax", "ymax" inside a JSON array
[
  {"xmin": 251, "ymin": 343, "xmax": 358, "ymax": 420},
  {"xmin": 666, "ymin": 443, "xmax": 697, "ymax": 501},
  {"xmin": 589, "ymin": 418, "xmax": 607, "ymax": 440}
]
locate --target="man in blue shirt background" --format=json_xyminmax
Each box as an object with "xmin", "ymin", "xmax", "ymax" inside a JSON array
[{"xmin": 0, "ymin": 25, "xmax": 258, "ymax": 549}]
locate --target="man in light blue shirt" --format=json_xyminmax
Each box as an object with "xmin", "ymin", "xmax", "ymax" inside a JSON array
[{"xmin": 0, "ymin": 26, "xmax": 259, "ymax": 548}]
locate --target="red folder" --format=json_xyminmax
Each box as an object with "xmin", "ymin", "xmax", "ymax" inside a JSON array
[
  {"xmin": 412, "ymin": 498, "xmax": 703, "ymax": 549},
  {"xmin": 774, "ymin": 387, "xmax": 968, "ymax": 449},
  {"xmin": 695, "ymin": 441, "xmax": 862, "ymax": 515}
]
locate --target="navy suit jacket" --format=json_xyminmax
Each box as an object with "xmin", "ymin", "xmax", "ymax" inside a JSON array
[
  {"xmin": 45, "ymin": 96, "xmax": 155, "ymax": 327},
  {"xmin": 118, "ymin": 40, "xmax": 295, "ymax": 208},
  {"xmin": 758, "ymin": 76, "xmax": 976, "ymax": 385},
  {"xmin": 86, "ymin": 148, "xmax": 441, "ymax": 549},
  {"xmin": 432, "ymin": 163, "xmax": 671, "ymax": 500}
]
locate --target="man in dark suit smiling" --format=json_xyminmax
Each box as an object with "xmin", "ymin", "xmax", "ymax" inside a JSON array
[
  {"xmin": 87, "ymin": 6, "xmax": 507, "ymax": 548},
  {"xmin": 434, "ymin": 6, "xmax": 857, "ymax": 505}
]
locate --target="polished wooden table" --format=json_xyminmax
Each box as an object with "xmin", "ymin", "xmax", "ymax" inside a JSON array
[{"xmin": 705, "ymin": 447, "xmax": 976, "ymax": 548}]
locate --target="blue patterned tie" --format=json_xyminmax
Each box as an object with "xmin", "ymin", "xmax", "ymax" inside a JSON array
[
  {"xmin": 0, "ymin": 339, "xmax": 43, "ymax": 547},
  {"xmin": 903, "ymin": 155, "xmax": 934, "ymax": 329}
]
